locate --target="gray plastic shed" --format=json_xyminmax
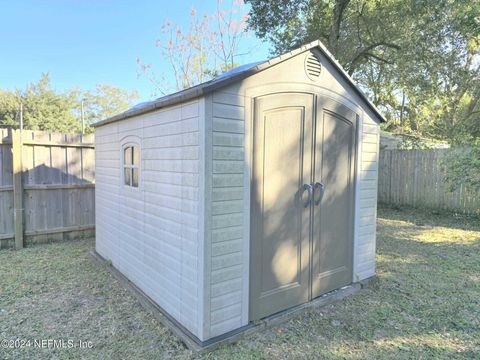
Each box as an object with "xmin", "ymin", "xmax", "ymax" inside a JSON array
[{"xmin": 93, "ymin": 40, "xmax": 384, "ymax": 346}]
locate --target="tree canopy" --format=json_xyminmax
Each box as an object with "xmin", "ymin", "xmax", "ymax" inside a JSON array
[
  {"xmin": 0, "ymin": 74, "xmax": 79, "ymax": 132},
  {"xmin": 245, "ymin": 0, "xmax": 480, "ymax": 143},
  {"xmin": 0, "ymin": 73, "xmax": 138, "ymax": 133}
]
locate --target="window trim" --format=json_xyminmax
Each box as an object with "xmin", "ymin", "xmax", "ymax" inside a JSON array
[{"xmin": 120, "ymin": 138, "xmax": 141, "ymax": 191}]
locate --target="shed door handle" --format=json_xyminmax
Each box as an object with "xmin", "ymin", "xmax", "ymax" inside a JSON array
[
  {"xmin": 314, "ymin": 182, "xmax": 325, "ymax": 206},
  {"xmin": 301, "ymin": 183, "xmax": 313, "ymax": 208}
]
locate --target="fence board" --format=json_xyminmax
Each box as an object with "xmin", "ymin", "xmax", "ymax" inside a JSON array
[
  {"xmin": 0, "ymin": 128, "xmax": 96, "ymax": 249},
  {"xmin": 378, "ymin": 149, "xmax": 480, "ymax": 214},
  {"xmin": 0, "ymin": 129, "xmax": 14, "ymax": 248}
]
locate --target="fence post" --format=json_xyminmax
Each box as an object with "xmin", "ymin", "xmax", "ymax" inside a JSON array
[{"xmin": 12, "ymin": 129, "xmax": 24, "ymax": 249}]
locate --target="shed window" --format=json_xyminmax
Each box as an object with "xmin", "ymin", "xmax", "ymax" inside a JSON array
[{"xmin": 123, "ymin": 145, "xmax": 139, "ymax": 187}]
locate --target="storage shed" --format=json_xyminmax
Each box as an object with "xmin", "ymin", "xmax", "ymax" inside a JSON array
[{"xmin": 93, "ymin": 40, "xmax": 385, "ymax": 346}]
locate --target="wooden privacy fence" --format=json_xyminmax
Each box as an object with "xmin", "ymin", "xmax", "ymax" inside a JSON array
[
  {"xmin": 0, "ymin": 128, "xmax": 95, "ymax": 249},
  {"xmin": 378, "ymin": 149, "xmax": 480, "ymax": 214}
]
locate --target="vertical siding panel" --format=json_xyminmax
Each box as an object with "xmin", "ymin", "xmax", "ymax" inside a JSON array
[
  {"xmin": 354, "ymin": 112, "xmax": 379, "ymax": 281},
  {"xmin": 206, "ymin": 92, "xmax": 247, "ymax": 338}
]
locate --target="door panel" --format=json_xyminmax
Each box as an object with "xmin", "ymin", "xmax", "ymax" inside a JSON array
[
  {"xmin": 311, "ymin": 98, "xmax": 356, "ymax": 297},
  {"xmin": 250, "ymin": 93, "xmax": 357, "ymax": 321},
  {"xmin": 250, "ymin": 93, "xmax": 314, "ymax": 321}
]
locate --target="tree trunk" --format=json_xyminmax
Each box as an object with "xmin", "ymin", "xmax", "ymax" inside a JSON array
[
  {"xmin": 400, "ymin": 90, "xmax": 405, "ymax": 129},
  {"xmin": 328, "ymin": 0, "xmax": 350, "ymax": 55}
]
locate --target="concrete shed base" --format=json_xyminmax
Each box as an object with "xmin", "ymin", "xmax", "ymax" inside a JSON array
[{"xmin": 91, "ymin": 250, "xmax": 366, "ymax": 353}]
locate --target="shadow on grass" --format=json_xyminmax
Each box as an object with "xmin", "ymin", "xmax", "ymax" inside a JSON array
[{"xmin": 378, "ymin": 203, "xmax": 480, "ymax": 231}]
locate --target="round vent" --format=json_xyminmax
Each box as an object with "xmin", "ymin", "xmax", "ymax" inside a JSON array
[{"xmin": 305, "ymin": 51, "xmax": 322, "ymax": 80}]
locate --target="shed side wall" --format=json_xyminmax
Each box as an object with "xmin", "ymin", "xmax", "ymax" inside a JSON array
[{"xmin": 95, "ymin": 99, "xmax": 205, "ymax": 339}]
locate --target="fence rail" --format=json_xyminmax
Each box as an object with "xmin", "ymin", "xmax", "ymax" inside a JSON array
[
  {"xmin": 378, "ymin": 149, "xmax": 480, "ymax": 214},
  {"xmin": 0, "ymin": 128, "xmax": 95, "ymax": 249}
]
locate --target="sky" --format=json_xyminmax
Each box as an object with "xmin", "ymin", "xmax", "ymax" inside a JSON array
[{"xmin": 0, "ymin": 0, "xmax": 271, "ymax": 102}]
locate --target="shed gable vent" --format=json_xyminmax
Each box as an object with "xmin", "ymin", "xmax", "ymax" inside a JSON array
[{"xmin": 305, "ymin": 51, "xmax": 322, "ymax": 80}]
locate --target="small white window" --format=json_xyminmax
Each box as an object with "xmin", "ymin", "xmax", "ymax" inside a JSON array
[{"xmin": 123, "ymin": 145, "xmax": 139, "ymax": 188}]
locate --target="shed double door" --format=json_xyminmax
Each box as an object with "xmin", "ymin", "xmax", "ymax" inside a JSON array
[{"xmin": 250, "ymin": 92, "xmax": 356, "ymax": 321}]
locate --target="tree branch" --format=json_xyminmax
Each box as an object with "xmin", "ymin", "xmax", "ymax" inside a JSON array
[
  {"xmin": 348, "ymin": 42, "xmax": 401, "ymax": 74},
  {"xmin": 365, "ymin": 52, "xmax": 394, "ymax": 65}
]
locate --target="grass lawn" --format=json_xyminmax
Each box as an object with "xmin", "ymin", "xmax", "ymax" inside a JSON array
[{"xmin": 0, "ymin": 206, "xmax": 479, "ymax": 359}]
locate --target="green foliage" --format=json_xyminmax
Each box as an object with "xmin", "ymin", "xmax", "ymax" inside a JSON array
[
  {"xmin": 0, "ymin": 74, "xmax": 138, "ymax": 133},
  {"xmin": 0, "ymin": 73, "xmax": 81, "ymax": 132},
  {"xmin": 245, "ymin": 0, "xmax": 480, "ymax": 142},
  {"xmin": 397, "ymin": 136, "xmax": 435, "ymax": 150},
  {"xmin": 444, "ymin": 140, "xmax": 480, "ymax": 193},
  {"xmin": 23, "ymin": 73, "xmax": 81, "ymax": 133},
  {"xmin": 81, "ymin": 84, "xmax": 139, "ymax": 128},
  {"xmin": 0, "ymin": 90, "xmax": 20, "ymax": 127}
]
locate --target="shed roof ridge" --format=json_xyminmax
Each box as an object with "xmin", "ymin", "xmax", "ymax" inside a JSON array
[{"xmin": 93, "ymin": 39, "xmax": 385, "ymax": 127}]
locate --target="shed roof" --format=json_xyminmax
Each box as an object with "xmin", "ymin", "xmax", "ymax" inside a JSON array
[{"xmin": 93, "ymin": 40, "xmax": 386, "ymax": 127}]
